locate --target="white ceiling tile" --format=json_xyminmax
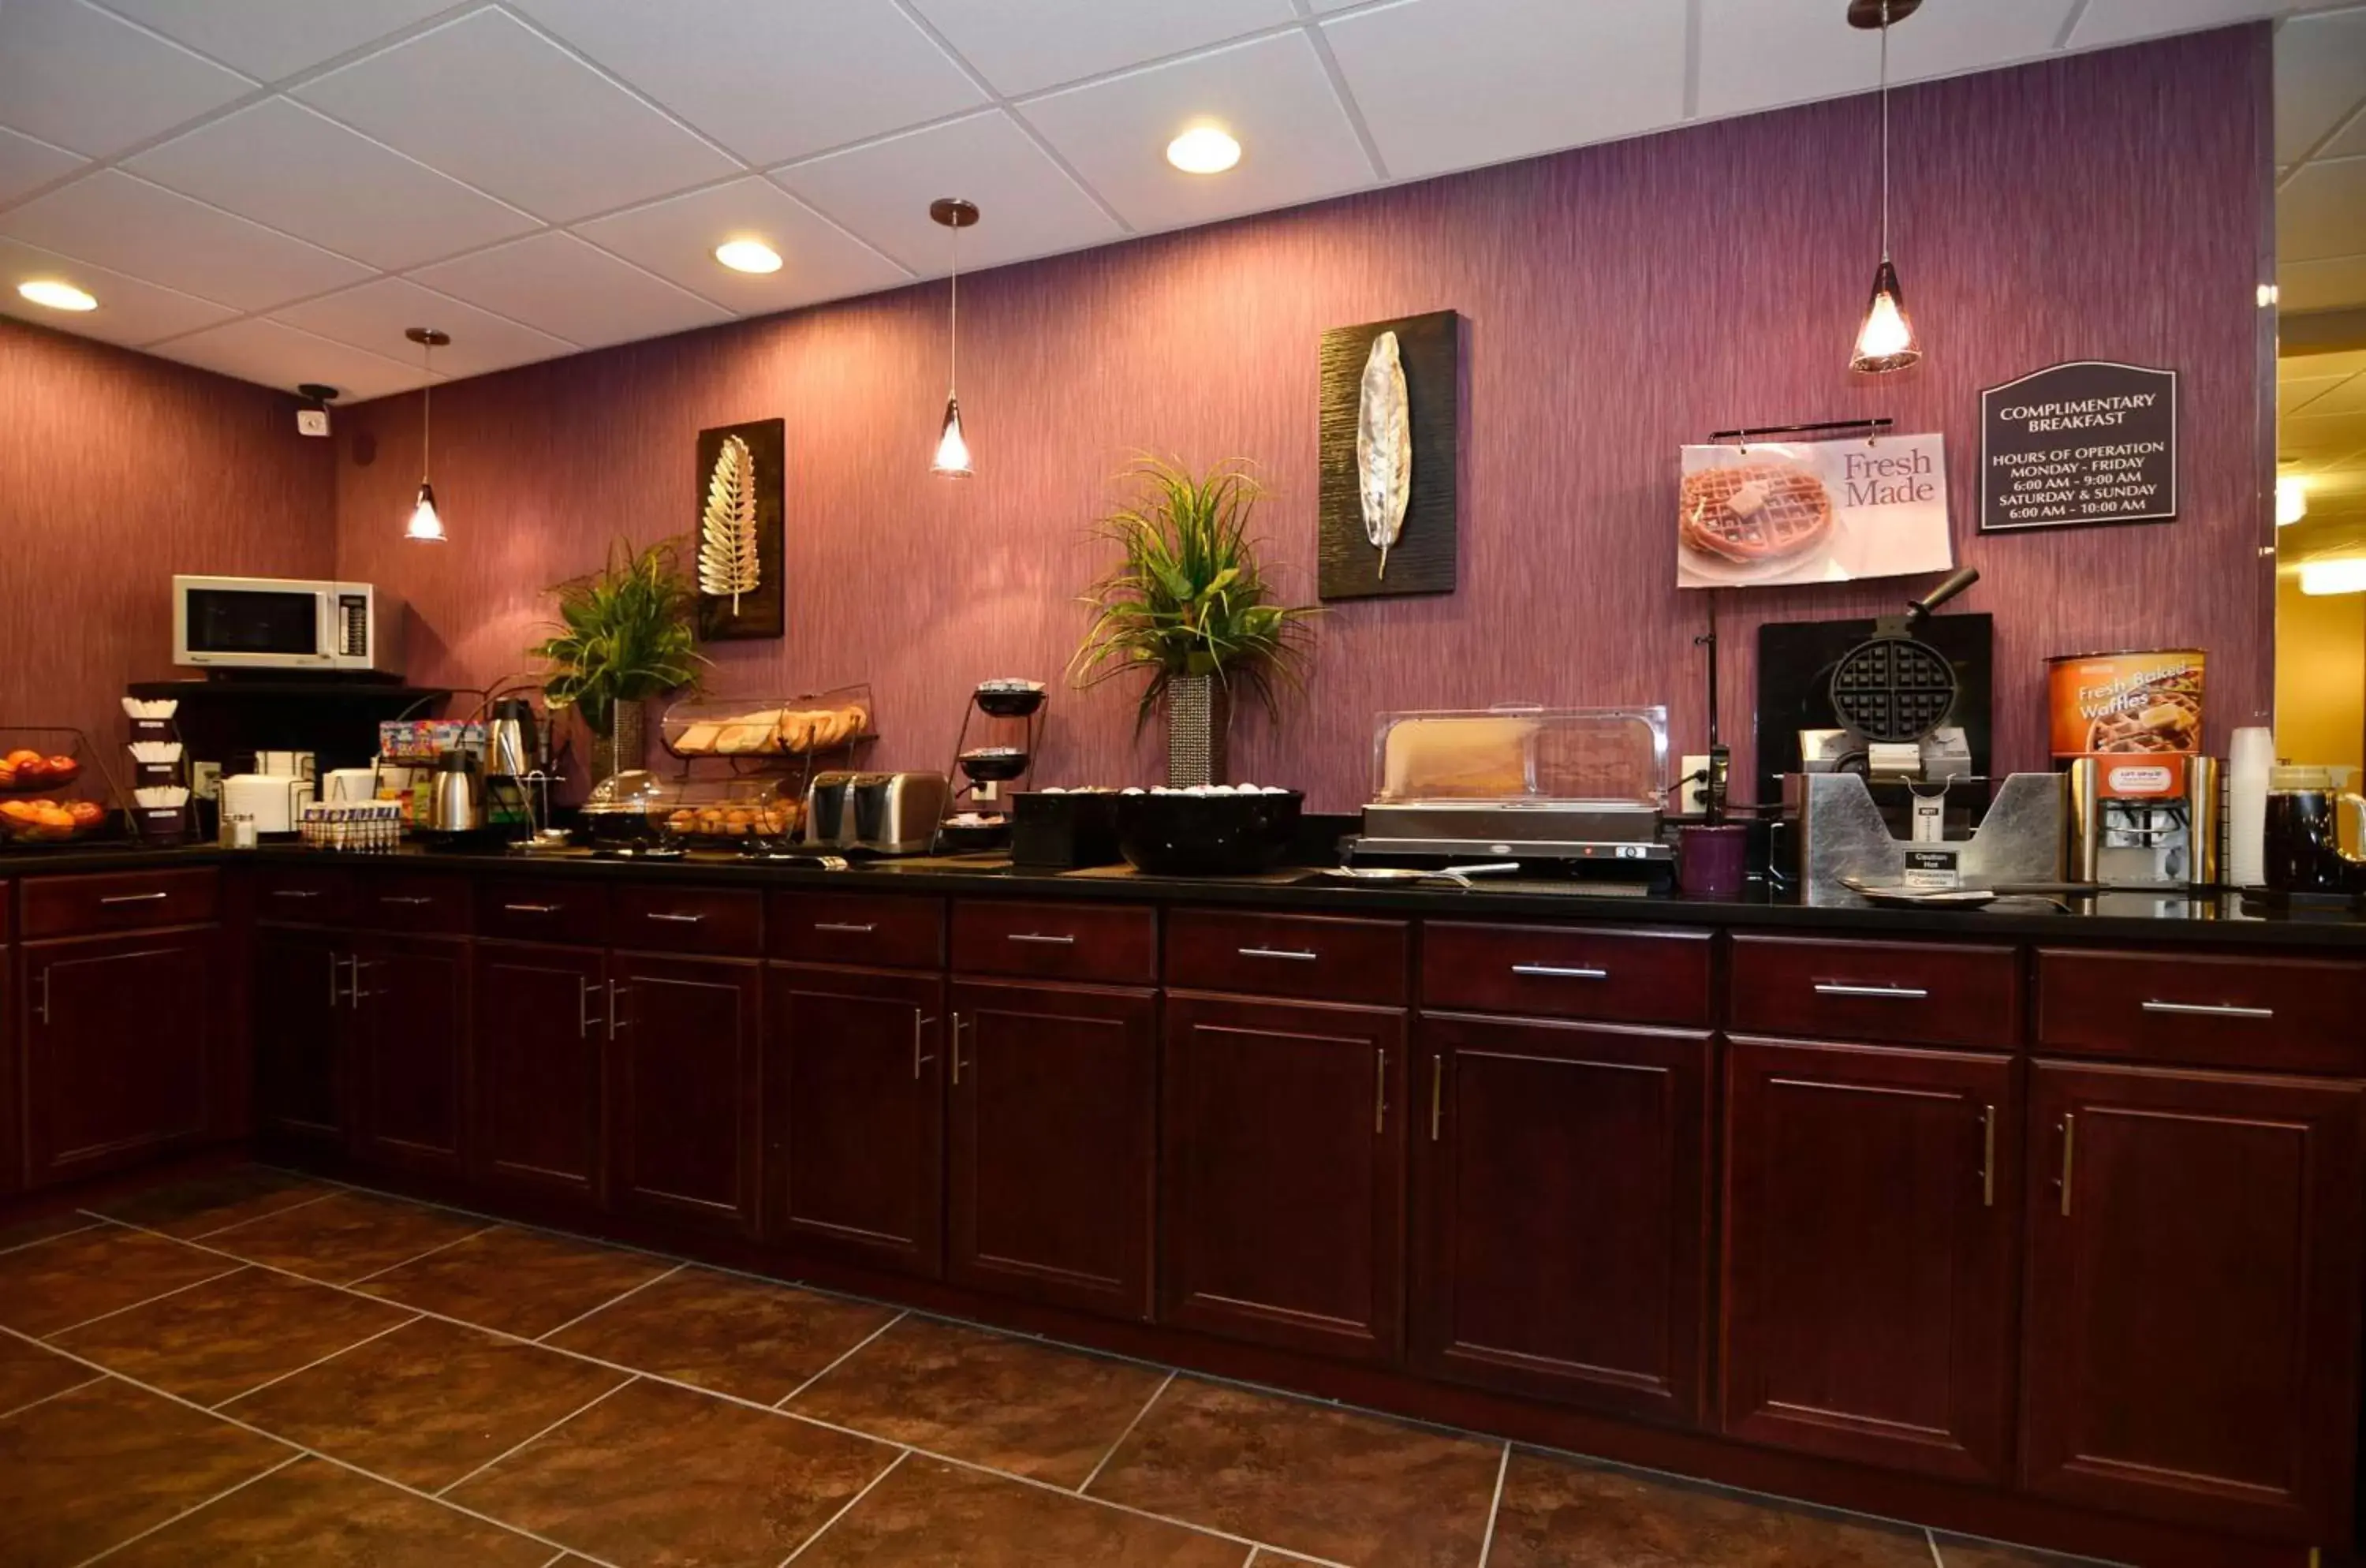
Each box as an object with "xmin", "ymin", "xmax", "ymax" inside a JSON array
[
  {"xmin": 2307, "ymin": 373, "xmax": 2366, "ymax": 418},
  {"xmin": 2070, "ymin": 0, "xmax": 2289, "ymax": 49},
  {"xmin": 0, "ymin": 236, "xmax": 235, "ymax": 345},
  {"xmin": 1017, "ymin": 32, "xmax": 1373, "ymax": 234},
  {"xmin": 2281, "ymin": 252, "xmax": 2366, "ymax": 314},
  {"xmin": 94, "ymin": 0, "xmax": 460, "ymax": 82},
  {"xmin": 2289, "ymin": 349, "xmax": 2366, "ymax": 381},
  {"xmin": 2326, "ymin": 106, "xmax": 2366, "ymax": 159},
  {"xmin": 574, "ymin": 177, "xmax": 909, "ymax": 313},
  {"xmin": 126, "ymin": 98, "xmax": 540, "ymax": 271},
  {"xmin": 0, "ymin": 0, "xmax": 253, "ymax": 158},
  {"xmin": 2275, "ymin": 7, "xmax": 2366, "ymax": 161},
  {"xmin": 0, "ymin": 170, "xmax": 372, "ymax": 310},
  {"xmin": 2280, "ymin": 371, "xmax": 2353, "ymax": 416},
  {"xmin": 408, "ymin": 230, "xmax": 730, "ymax": 347},
  {"xmin": 509, "ymin": 0, "xmax": 985, "ymax": 166},
  {"xmin": 274, "ymin": 278, "xmax": 577, "ymax": 379},
  {"xmin": 0, "ymin": 126, "xmax": 86, "ymax": 207},
  {"xmin": 905, "ymin": 0, "xmax": 1295, "ymax": 96},
  {"xmin": 1698, "ymin": 0, "xmax": 2073, "ymax": 121},
  {"xmin": 147, "ymin": 316, "xmax": 435, "ymax": 401},
  {"xmin": 2279, "ymin": 155, "xmax": 2366, "ymax": 263},
  {"xmin": 773, "ymin": 110, "xmax": 1121, "ymax": 274},
  {"xmin": 293, "ymin": 8, "xmax": 741, "ymax": 222},
  {"xmin": 1322, "ymin": 0, "xmax": 1685, "ymax": 181}
]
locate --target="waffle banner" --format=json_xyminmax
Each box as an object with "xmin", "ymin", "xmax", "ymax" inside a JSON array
[{"xmin": 1676, "ymin": 433, "xmax": 1954, "ymax": 589}]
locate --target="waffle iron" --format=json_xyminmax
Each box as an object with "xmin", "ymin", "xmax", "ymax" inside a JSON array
[{"xmin": 1827, "ymin": 567, "xmax": 1980, "ymax": 744}]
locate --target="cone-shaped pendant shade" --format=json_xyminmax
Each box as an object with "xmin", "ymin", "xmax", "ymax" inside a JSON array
[
  {"xmin": 1850, "ymin": 257, "xmax": 1921, "ymax": 374},
  {"xmin": 405, "ymin": 480, "xmax": 446, "ymax": 542},
  {"xmin": 931, "ymin": 397, "xmax": 972, "ymax": 478}
]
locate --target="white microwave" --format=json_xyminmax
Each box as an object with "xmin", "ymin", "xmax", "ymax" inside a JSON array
[{"xmin": 172, "ymin": 576, "xmax": 405, "ymax": 675}]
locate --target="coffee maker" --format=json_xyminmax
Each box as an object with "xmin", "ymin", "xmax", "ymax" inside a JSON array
[{"xmin": 2069, "ymin": 755, "xmax": 2219, "ymax": 889}]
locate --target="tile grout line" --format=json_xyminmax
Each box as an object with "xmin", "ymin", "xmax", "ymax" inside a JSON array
[
  {"xmin": 534, "ymin": 1260, "xmax": 685, "ymax": 1343},
  {"xmin": 434, "ymin": 1373, "xmax": 640, "ymax": 1498},
  {"xmin": 211, "ymin": 1312, "xmax": 425, "ymax": 1411},
  {"xmin": 0, "ymin": 1372, "xmax": 107, "ymax": 1424},
  {"xmin": 774, "ymin": 1309, "xmax": 909, "ymax": 1408},
  {"xmin": 67, "ymin": 1450, "xmax": 308, "ymax": 1568},
  {"xmin": 774, "ymin": 1447, "xmax": 912, "ymax": 1566},
  {"xmin": 339, "ymin": 1221, "xmax": 506, "ymax": 1288},
  {"xmin": 1075, "ymin": 1368, "xmax": 1174, "ymax": 1495},
  {"xmin": 0, "ymin": 1219, "xmax": 103, "ymax": 1257},
  {"xmin": 181, "ymin": 1186, "xmax": 345, "ymax": 1240},
  {"xmin": 0, "ymin": 1323, "xmax": 625, "ymax": 1568},
  {"xmin": 1476, "ymin": 1439, "xmax": 1511, "ymax": 1567},
  {"xmin": 1927, "ymin": 1525, "xmax": 1946, "ymax": 1566},
  {"xmin": 37, "ymin": 1261, "xmax": 250, "ymax": 1341}
]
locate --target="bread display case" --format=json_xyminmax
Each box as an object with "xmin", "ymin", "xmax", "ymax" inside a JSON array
[
  {"xmin": 581, "ymin": 771, "xmax": 797, "ymax": 855},
  {"xmin": 659, "ymin": 685, "xmax": 873, "ymax": 760}
]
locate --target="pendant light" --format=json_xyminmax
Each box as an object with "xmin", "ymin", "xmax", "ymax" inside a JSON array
[
  {"xmin": 404, "ymin": 327, "xmax": 450, "ymax": 541},
  {"xmin": 1848, "ymin": 0, "xmax": 1922, "ymax": 374},
  {"xmin": 928, "ymin": 197, "xmax": 980, "ymax": 478}
]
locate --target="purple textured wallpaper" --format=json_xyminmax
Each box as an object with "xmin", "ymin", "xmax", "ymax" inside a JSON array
[{"xmin": 336, "ymin": 28, "xmax": 2273, "ymax": 811}]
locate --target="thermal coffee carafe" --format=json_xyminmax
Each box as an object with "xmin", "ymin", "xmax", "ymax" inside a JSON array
[
  {"xmin": 425, "ymin": 749, "xmax": 487, "ymax": 835},
  {"xmin": 2263, "ymin": 767, "xmax": 2366, "ymax": 895}
]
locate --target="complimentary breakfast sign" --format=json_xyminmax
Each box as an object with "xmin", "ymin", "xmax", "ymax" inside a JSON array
[{"xmin": 1979, "ymin": 360, "xmax": 2177, "ymax": 532}]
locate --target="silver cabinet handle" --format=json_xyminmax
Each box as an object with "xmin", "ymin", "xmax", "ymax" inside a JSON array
[
  {"xmin": 1006, "ymin": 932, "xmax": 1075, "ymax": 946},
  {"xmin": 346, "ymin": 955, "xmax": 371, "ymax": 1008},
  {"xmin": 645, "ymin": 911, "xmax": 706, "ymax": 924},
  {"xmin": 813, "ymin": 921, "xmax": 875, "ymax": 934},
  {"xmin": 1510, "ymin": 962, "xmax": 1607, "ymax": 980},
  {"xmin": 607, "ymin": 980, "xmax": 626, "ymax": 1039},
  {"xmin": 2058, "ymin": 1113, "xmax": 2076, "ymax": 1217},
  {"xmin": 1240, "ymin": 946, "xmax": 1319, "ymax": 961},
  {"xmin": 504, "ymin": 902, "xmax": 560, "ymax": 914},
  {"xmin": 328, "ymin": 949, "xmax": 342, "ymax": 1008},
  {"xmin": 99, "ymin": 891, "xmax": 170, "ymax": 905},
  {"xmin": 271, "ymin": 888, "xmax": 322, "ymax": 900},
  {"xmin": 1980, "ymin": 1105, "xmax": 1996, "ymax": 1208},
  {"xmin": 1814, "ymin": 982, "xmax": 1930, "ymax": 1000},
  {"xmin": 379, "ymin": 894, "xmax": 435, "ymax": 906},
  {"xmin": 912, "ymin": 1010, "xmax": 937, "ymax": 1079},
  {"xmin": 577, "ymin": 976, "xmax": 602, "ymax": 1040},
  {"xmin": 952, "ymin": 1014, "xmax": 969, "ymax": 1085},
  {"xmin": 33, "ymin": 967, "xmax": 50, "ymax": 1026},
  {"xmin": 1430, "ymin": 1055, "xmax": 1443, "ymax": 1142},
  {"xmin": 2141, "ymin": 999, "xmax": 2273, "ymax": 1020},
  {"xmin": 1374, "ymin": 1046, "xmax": 1388, "ymax": 1134}
]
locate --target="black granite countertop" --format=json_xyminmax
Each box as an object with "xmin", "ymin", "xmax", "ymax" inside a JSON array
[{"xmin": 6, "ymin": 838, "xmax": 2366, "ymax": 951}]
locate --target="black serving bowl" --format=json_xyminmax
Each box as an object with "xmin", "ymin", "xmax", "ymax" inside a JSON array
[
  {"xmin": 973, "ymin": 683, "xmax": 1047, "ymax": 719},
  {"xmin": 935, "ymin": 813, "xmax": 1011, "ymax": 853},
  {"xmin": 958, "ymin": 747, "xmax": 1030, "ymax": 783},
  {"xmin": 1117, "ymin": 790, "xmax": 1304, "ymax": 876}
]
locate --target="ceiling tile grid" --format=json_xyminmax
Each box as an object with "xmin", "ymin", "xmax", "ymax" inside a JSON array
[{"xmin": 0, "ymin": 0, "xmax": 2349, "ymax": 401}]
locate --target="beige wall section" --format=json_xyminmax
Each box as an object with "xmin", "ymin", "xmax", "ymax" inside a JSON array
[{"xmin": 2276, "ymin": 575, "xmax": 2366, "ymax": 773}]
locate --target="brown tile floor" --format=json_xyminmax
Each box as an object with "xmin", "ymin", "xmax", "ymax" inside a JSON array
[{"xmin": 0, "ymin": 1167, "xmax": 2118, "ymax": 1568}]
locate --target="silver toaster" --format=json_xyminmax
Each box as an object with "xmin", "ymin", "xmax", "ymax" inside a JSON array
[{"xmin": 801, "ymin": 770, "xmax": 950, "ymax": 855}]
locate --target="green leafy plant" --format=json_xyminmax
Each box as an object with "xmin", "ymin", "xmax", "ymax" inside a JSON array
[
  {"xmin": 529, "ymin": 536, "xmax": 707, "ymax": 738},
  {"xmin": 1069, "ymin": 457, "xmax": 1317, "ymax": 734}
]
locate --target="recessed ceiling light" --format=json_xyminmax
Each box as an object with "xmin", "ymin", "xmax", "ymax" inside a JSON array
[
  {"xmin": 714, "ymin": 239, "xmax": 782, "ymax": 274},
  {"xmin": 17, "ymin": 279, "xmax": 96, "ymax": 312},
  {"xmin": 2300, "ymin": 557, "xmax": 2366, "ymax": 596},
  {"xmin": 1166, "ymin": 125, "xmax": 1241, "ymax": 175}
]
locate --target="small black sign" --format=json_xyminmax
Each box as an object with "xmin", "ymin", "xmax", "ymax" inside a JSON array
[{"xmin": 1978, "ymin": 361, "xmax": 2176, "ymax": 532}]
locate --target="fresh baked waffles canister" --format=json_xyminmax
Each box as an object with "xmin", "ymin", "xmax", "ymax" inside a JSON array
[{"xmin": 2046, "ymin": 648, "xmax": 2206, "ymax": 799}]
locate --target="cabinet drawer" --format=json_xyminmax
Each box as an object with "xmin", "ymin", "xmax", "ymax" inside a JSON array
[
  {"xmin": 614, "ymin": 883, "xmax": 763, "ymax": 956},
  {"xmin": 1166, "ymin": 909, "xmax": 1407, "ymax": 1005},
  {"xmin": 2036, "ymin": 948, "xmax": 2366, "ymax": 1076},
  {"xmin": 476, "ymin": 877, "xmax": 609, "ymax": 946},
  {"xmin": 22, "ymin": 868, "xmax": 219, "ymax": 939},
  {"xmin": 771, "ymin": 891, "xmax": 943, "ymax": 969},
  {"xmin": 952, "ymin": 899, "xmax": 1155, "ymax": 985},
  {"xmin": 1421, "ymin": 922, "xmax": 1710, "ymax": 1025},
  {"xmin": 1730, "ymin": 935, "xmax": 2019, "ymax": 1049},
  {"xmin": 353, "ymin": 872, "xmax": 469, "ymax": 935},
  {"xmin": 253, "ymin": 864, "xmax": 352, "ymax": 924}
]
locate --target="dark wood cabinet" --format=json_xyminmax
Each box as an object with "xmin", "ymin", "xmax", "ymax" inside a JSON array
[
  {"xmin": 253, "ymin": 923, "xmax": 347, "ymax": 1150},
  {"xmin": 1721, "ymin": 1036, "xmax": 2018, "ymax": 1484},
  {"xmin": 2020, "ymin": 1061, "xmax": 2365, "ymax": 1543},
  {"xmin": 349, "ymin": 933, "xmax": 468, "ymax": 1179},
  {"xmin": 769, "ymin": 963, "xmax": 945, "ymax": 1276},
  {"xmin": 1160, "ymin": 991, "xmax": 1406, "ymax": 1362},
  {"xmin": 609, "ymin": 953, "xmax": 761, "ymax": 1235},
  {"xmin": 23, "ymin": 928, "xmax": 218, "ymax": 1184},
  {"xmin": 472, "ymin": 941, "xmax": 607, "ymax": 1209},
  {"xmin": 1413, "ymin": 1013, "xmax": 1709, "ymax": 1423},
  {"xmin": 947, "ymin": 979, "xmax": 1156, "ymax": 1320}
]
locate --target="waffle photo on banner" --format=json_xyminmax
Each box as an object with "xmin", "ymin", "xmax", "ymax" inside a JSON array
[{"xmin": 1677, "ymin": 433, "xmax": 1954, "ymax": 589}]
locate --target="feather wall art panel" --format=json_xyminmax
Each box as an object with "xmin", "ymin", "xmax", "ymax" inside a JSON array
[
  {"xmin": 696, "ymin": 416, "xmax": 785, "ymax": 640},
  {"xmin": 1318, "ymin": 309, "xmax": 1459, "ymax": 601}
]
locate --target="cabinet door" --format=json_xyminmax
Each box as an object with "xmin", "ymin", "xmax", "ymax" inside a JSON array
[
  {"xmin": 350, "ymin": 933, "xmax": 468, "ymax": 1179},
  {"xmin": 24, "ymin": 929, "xmax": 217, "ymax": 1184},
  {"xmin": 2021, "ymin": 1062, "xmax": 2364, "ymax": 1543},
  {"xmin": 1160, "ymin": 992, "xmax": 1406, "ymax": 1362},
  {"xmin": 769, "ymin": 964, "xmax": 944, "ymax": 1276},
  {"xmin": 253, "ymin": 924, "xmax": 347, "ymax": 1151},
  {"xmin": 0, "ymin": 932, "xmax": 17, "ymax": 1195},
  {"xmin": 472, "ymin": 941, "xmax": 606, "ymax": 1208},
  {"xmin": 1722, "ymin": 1037, "xmax": 2017, "ymax": 1483},
  {"xmin": 948, "ymin": 980, "xmax": 1155, "ymax": 1320},
  {"xmin": 1413, "ymin": 1014, "xmax": 1709, "ymax": 1423},
  {"xmin": 610, "ymin": 953, "xmax": 761, "ymax": 1235}
]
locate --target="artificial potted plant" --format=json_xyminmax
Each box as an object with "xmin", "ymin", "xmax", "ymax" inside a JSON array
[
  {"xmin": 1070, "ymin": 457, "xmax": 1316, "ymax": 786},
  {"xmin": 530, "ymin": 535, "xmax": 707, "ymax": 778}
]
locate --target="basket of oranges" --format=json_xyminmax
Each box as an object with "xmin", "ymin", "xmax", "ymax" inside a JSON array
[
  {"xmin": 0, "ymin": 797, "xmax": 108, "ymax": 843},
  {"xmin": 0, "ymin": 749, "xmax": 80, "ymax": 793}
]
